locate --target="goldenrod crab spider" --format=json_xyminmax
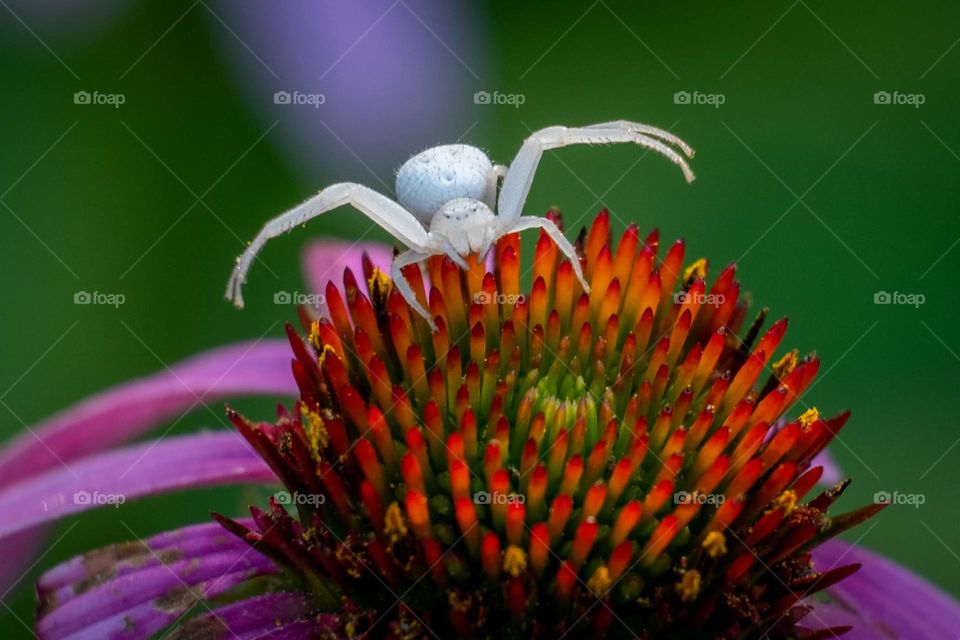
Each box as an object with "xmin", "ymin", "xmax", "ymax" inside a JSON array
[{"xmin": 226, "ymin": 120, "xmax": 695, "ymax": 331}]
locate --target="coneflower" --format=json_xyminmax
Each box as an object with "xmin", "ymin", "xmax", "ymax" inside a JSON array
[
  {"xmin": 212, "ymin": 210, "xmax": 878, "ymax": 639},
  {"xmin": 11, "ymin": 221, "xmax": 960, "ymax": 639}
]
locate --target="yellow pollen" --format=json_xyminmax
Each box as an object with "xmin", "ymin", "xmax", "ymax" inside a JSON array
[
  {"xmin": 368, "ymin": 267, "xmax": 392, "ymax": 296},
  {"xmin": 587, "ymin": 566, "xmax": 612, "ymax": 596},
  {"xmin": 301, "ymin": 408, "xmax": 328, "ymax": 461},
  {"xmin": 384, "ymin": 502, "xmax": 408, "ymax": 543},
  {"xmin": 702, "ymin": 531, "xmax": 727, "ymax": 558},
  {"xmin": 676, "ymin": 569, "xmax": 701, "ymax": 602},
  {"xmin": 317, "ymin": 344, "xmax": 336, "ymax": 369},
  {"xmin": 771, "ymin": 489, "xmax": 798, "ymax": 516},
  {"xmin": 799, "ymin": 407, "xmax": 820, "ymax": 428},
  {"xmin": 773, "ymin": 349, "xmax": 798, "ymax": 379},
  {"xmin": 307, "ymin": 320, "xmax": 322, "ymax": 350},
  {"xmin": 503, "ymin": 545, "xmax": 527, "ymax": 577},
  {"xmin": 683, "ymin": 258, "xmax": 708, "ymax": 283}
]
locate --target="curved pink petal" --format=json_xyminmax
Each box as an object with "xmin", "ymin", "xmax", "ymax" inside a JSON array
[
  {"xmin": 810, "ymin": 448, "xmax": 842, "ymax": 486},
  {"xmin": 0, "ymin": 431, "xmax": 275, "ymax": 542},
  {"xmin": 36, "ymin": 520, "xmax": 277, "ymax": 640},
  {"xmin": 0, "ymin": 340, "xmax": 295, "ymax": 487},
  {"xmin": 0, "ymin": 529, "xmax": 49, "ymax": 596},
  {"xmin": 812, "ymin": 539, "xmax": 960, "ymax": 638},
  {"xmin": 302, "ymin": 239, "xmax": 395, "ymax": 316},
  {"xmin": 164, "ymin": 592, "xmax": 326, "ymax": 640}
]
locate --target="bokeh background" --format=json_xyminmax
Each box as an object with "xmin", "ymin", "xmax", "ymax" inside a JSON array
[{"xmin": 1, "ymin": 0, "xmax": 958, "ymax": 633}]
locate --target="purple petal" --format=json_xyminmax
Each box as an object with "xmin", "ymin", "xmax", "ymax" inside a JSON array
[
  {"xmin": 38, "ymin": 520, "xmax": 255, "ymax": 593},
  {"xmin": 0, "ymin": 529, "xmax": 49, "ymax": 595},
  {"xmin": 36, "ymin": 521, "xmax": 277, "ymax": 640},
  {"xmin": 810, "ymin": 448, "xmax": 842, "ymax": 486},
  {"xmin": 0, "ymin": 340, "xmax": 295, "ymax": 487},
  {"xmin": 164, "ymin": 592, "xmax": 322, "ymax": 640},
  {"xmin": 302, "ymin": 239, "xmax": 395, "ymax": 317},
  {"xmin": 811, "ymin": 539, "xmax": 960, "ymax": 638},
  {"xmin": 0, "ymin": 431, "xmax": 274, "ymax": 542}
]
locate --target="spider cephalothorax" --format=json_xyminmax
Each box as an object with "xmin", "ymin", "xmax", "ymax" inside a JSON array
[{"xmin": 226, "ymin": 120, "xmax": 695, "ymax": 328}]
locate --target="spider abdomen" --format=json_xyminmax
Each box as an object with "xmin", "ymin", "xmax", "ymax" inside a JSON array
[{"xmin": 396, "ymin": 144, "xmax": 493, "ymax": 225}]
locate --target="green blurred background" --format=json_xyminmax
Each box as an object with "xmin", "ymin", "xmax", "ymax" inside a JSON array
[{"xmin": 1, "ymin": 0, "xmax": 958, "ymax": 633}]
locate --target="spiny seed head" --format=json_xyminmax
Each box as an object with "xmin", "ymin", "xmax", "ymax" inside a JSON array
[{"xmin": 220, "ymin": 210, "xmax": 882, "ymax": 639}]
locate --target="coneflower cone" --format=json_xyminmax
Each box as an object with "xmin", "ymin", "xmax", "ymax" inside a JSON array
[{"xmin": 220, "ymin": 210, "xmax": 882, "ymax": 639}]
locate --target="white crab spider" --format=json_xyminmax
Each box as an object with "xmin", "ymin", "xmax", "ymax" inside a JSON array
[{"xmin": 226, "ymin": 120, "xmax": 695, "ymax": 330}]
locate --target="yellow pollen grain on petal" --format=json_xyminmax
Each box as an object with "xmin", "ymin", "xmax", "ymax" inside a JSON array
[
  {"xmin": 301, "ymin": 408, "xmax": 328, "ymax": 461},
  {"xmin": 368, "ymin": 267, "xmax": 392, "ymax": 295},
  {"xmin": 317, "ymin": 344, "xmax": 336, "ymax": 369},
  {"xmin": 702, "ymin": 531, "xmax": 727, "ymax": 558},
  {"xmin": 799, "ymin": 407, "xmax": 820, "ymax": 428},
  {"xmin": 587, "ymin": 566, "xmax": 612, "ymax": 596},
  {"xmin": 503, "ymin": 545, "xmax": 527, "ymax": 577},
  {"xmin": 683, "ymin": 258, "xmax": 708, "ymax": 283},
  {"xmin": 676, "ymin": 569, "xmax": 701, "ymax": 602},
  {"xmin": 384, "ymin": 502, "xmax": 408, "ymax": 543},
  {"xmin": 773, "ymin": 349, "xmax": 798, "ymax": 379},
  {"xmin": 771, "ymin": 489, "xmax": 798, "ymax": 516},
  {"xmin": 308, "ymin": 320, "xmax": 322, "ymax": 350}
]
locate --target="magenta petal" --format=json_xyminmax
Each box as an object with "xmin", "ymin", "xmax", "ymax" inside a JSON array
[
  {"xmin": 810, "ymin": 448, "xmax": 842, "ymax": 486},
  {"xmin": 36, "ymin": 521, "xmax": 277, "ymax": 640},
  {"xmin": 0, "ymin": 340, "xmax": 295, "ymax": 487},
  {"xmin": 302, "ymin": 239, "xmax": 394, "ymax": 313},
  {"xmin": 0, "ymin": 431, "xmax": 274, "ymax": 542},
  {"xmin": 164, "ymin": 592, "xmax": 326, "ymax": 640},
  {"xmin": 811, "ymin": 539, "xmax": 960, "ymax": 638},
  {"xmin": 0, "ymin": 529, "xmax": 49, "ymax": 595}
]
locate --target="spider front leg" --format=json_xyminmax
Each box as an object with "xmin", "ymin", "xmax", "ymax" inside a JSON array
[
  {"xmin": 503, "ymin": 216, "xmax": 591, "ymax": 294},
  {"xmin": 226, "ymin": 183, "xmax": 430, "ymax": 307},
  {"xmin": 497, "ymin": 124, "xmax": 695, "ymax": 224},
  {"xmin": 392, "ymin": 249, "xmax": 438, "ymax": 331}
]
